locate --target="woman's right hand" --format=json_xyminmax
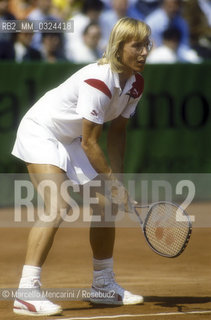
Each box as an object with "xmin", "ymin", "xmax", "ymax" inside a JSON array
[{"xmin": 105, "ymin": 174, "xmax": 134, "ymax": 213}]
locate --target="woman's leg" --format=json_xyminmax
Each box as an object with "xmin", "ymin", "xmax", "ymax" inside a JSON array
[
  {"xmin": 88, "ymin": 178, "xmax": 144, "ymax": 305},
  {"xmin": 25, "ymin": 163, "xmax": 70, "ymax": 266},
  {"xmin": 88, "ymin": 178, "xmax": 116, "ymax": 260},
  {"xmin": 14, "ymin": 164, "xmax": 70, "ymax": 316}
]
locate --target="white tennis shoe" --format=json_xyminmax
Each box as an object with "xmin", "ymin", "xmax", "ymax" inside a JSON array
[
  {"xmin": 13, "ymin": 279, "xmax": 62, "ymax": 316},
  {"xmin": 90, "ymin": 268, "xmax": 144, "ymax": 305},
  {"xmin": 13, "ymin": 298, "xmax": 63, "ymax": 316}
]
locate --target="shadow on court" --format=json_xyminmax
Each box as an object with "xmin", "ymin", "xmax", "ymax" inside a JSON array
[{"xmin": 145, "ymin": 296, "xmax": 211, "ymax": 310}]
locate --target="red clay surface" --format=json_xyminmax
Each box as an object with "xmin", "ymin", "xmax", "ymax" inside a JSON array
[{"xmin": 0, "ymin": 202, "xmax": 211, "ymax": 320}]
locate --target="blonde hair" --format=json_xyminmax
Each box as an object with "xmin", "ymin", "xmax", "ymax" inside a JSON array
[{"xmin": 98, "ymin": 17, "xmax": 151, "ymax": 73}]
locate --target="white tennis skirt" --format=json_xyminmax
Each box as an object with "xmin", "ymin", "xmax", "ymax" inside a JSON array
[{"xmin": 11, "ymin": 118, "xmax": 97, "ymax": 185}]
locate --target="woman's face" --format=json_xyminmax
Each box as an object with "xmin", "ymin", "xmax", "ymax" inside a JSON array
[{"xmin": 120, "ymin": 38, "xmax": 150, "ymax": 76}]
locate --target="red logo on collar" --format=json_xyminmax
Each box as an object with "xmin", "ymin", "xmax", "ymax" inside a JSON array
[{"xmin": 127, "ymin": 73, "xmax": 144, "ymax": 99}]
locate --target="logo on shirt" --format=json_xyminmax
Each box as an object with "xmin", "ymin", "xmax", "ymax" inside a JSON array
[
  {"xmin": 91, "ymin": 110, "xmax": 98, "ymax": 117},
  {"xmin": 127, "ymin": 85, "xmax": 141, "ymax": 99},
  {"xmin": 127, "ymin": 87, "xmax": 139, "ymax": 98},
  {"xmin": 126, "ymin": 73, "xmax": 144, "ymax": 99}
]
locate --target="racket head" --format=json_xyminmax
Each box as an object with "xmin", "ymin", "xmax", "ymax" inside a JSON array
[{"xmin": 142, "ymin": 201, "xmax": 192, "ymax": 258}]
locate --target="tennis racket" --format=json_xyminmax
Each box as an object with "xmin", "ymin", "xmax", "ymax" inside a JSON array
[{"xmin": 132, "ymin": 201, "xmax": 192, "ymax": 258}]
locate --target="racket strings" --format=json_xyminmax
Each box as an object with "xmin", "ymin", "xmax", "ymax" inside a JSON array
[{"xmin": 144, "ymin": 203, "xmax": 191, "ymax": 257}]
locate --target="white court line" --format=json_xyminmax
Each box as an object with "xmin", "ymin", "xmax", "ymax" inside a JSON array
[{"xmin": 50, "ymin": 310, "xmax": 211, "ymax": 320}]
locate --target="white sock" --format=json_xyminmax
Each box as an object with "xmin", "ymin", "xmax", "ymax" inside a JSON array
[
  {"xmin": 19, "ymin": 265, "xmax": 41, "ymax": 288},
  {"xmin": 93, "ymin": 258, "xmax": 113, "ymax": 271},
  {"xmin": 21, "ymin": 265, "xmax": 41, "ymax": 278}
]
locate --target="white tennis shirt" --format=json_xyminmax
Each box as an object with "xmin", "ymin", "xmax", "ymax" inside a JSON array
[
  {"xmin": 12, "ymin": 63, "xmax": 144, "ymax": 183},
  {"xmin": 24, "ymin": 63, "xmax": 144, "ymax": 144}
]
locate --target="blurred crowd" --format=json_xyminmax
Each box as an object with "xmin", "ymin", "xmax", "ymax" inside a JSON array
[{"xmin": 0, "ymin": 0, "xmax": 210, "ymax": 63}]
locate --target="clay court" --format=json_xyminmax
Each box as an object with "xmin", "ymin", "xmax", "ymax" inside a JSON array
[{"xmin": 0, "ymin": 202, "xmax": 211, "ymax": 320}]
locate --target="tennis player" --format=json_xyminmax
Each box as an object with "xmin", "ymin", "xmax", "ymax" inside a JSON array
[{"xmin": 12, "ymin": 17, "xmax": 152, "ymax": 316}]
